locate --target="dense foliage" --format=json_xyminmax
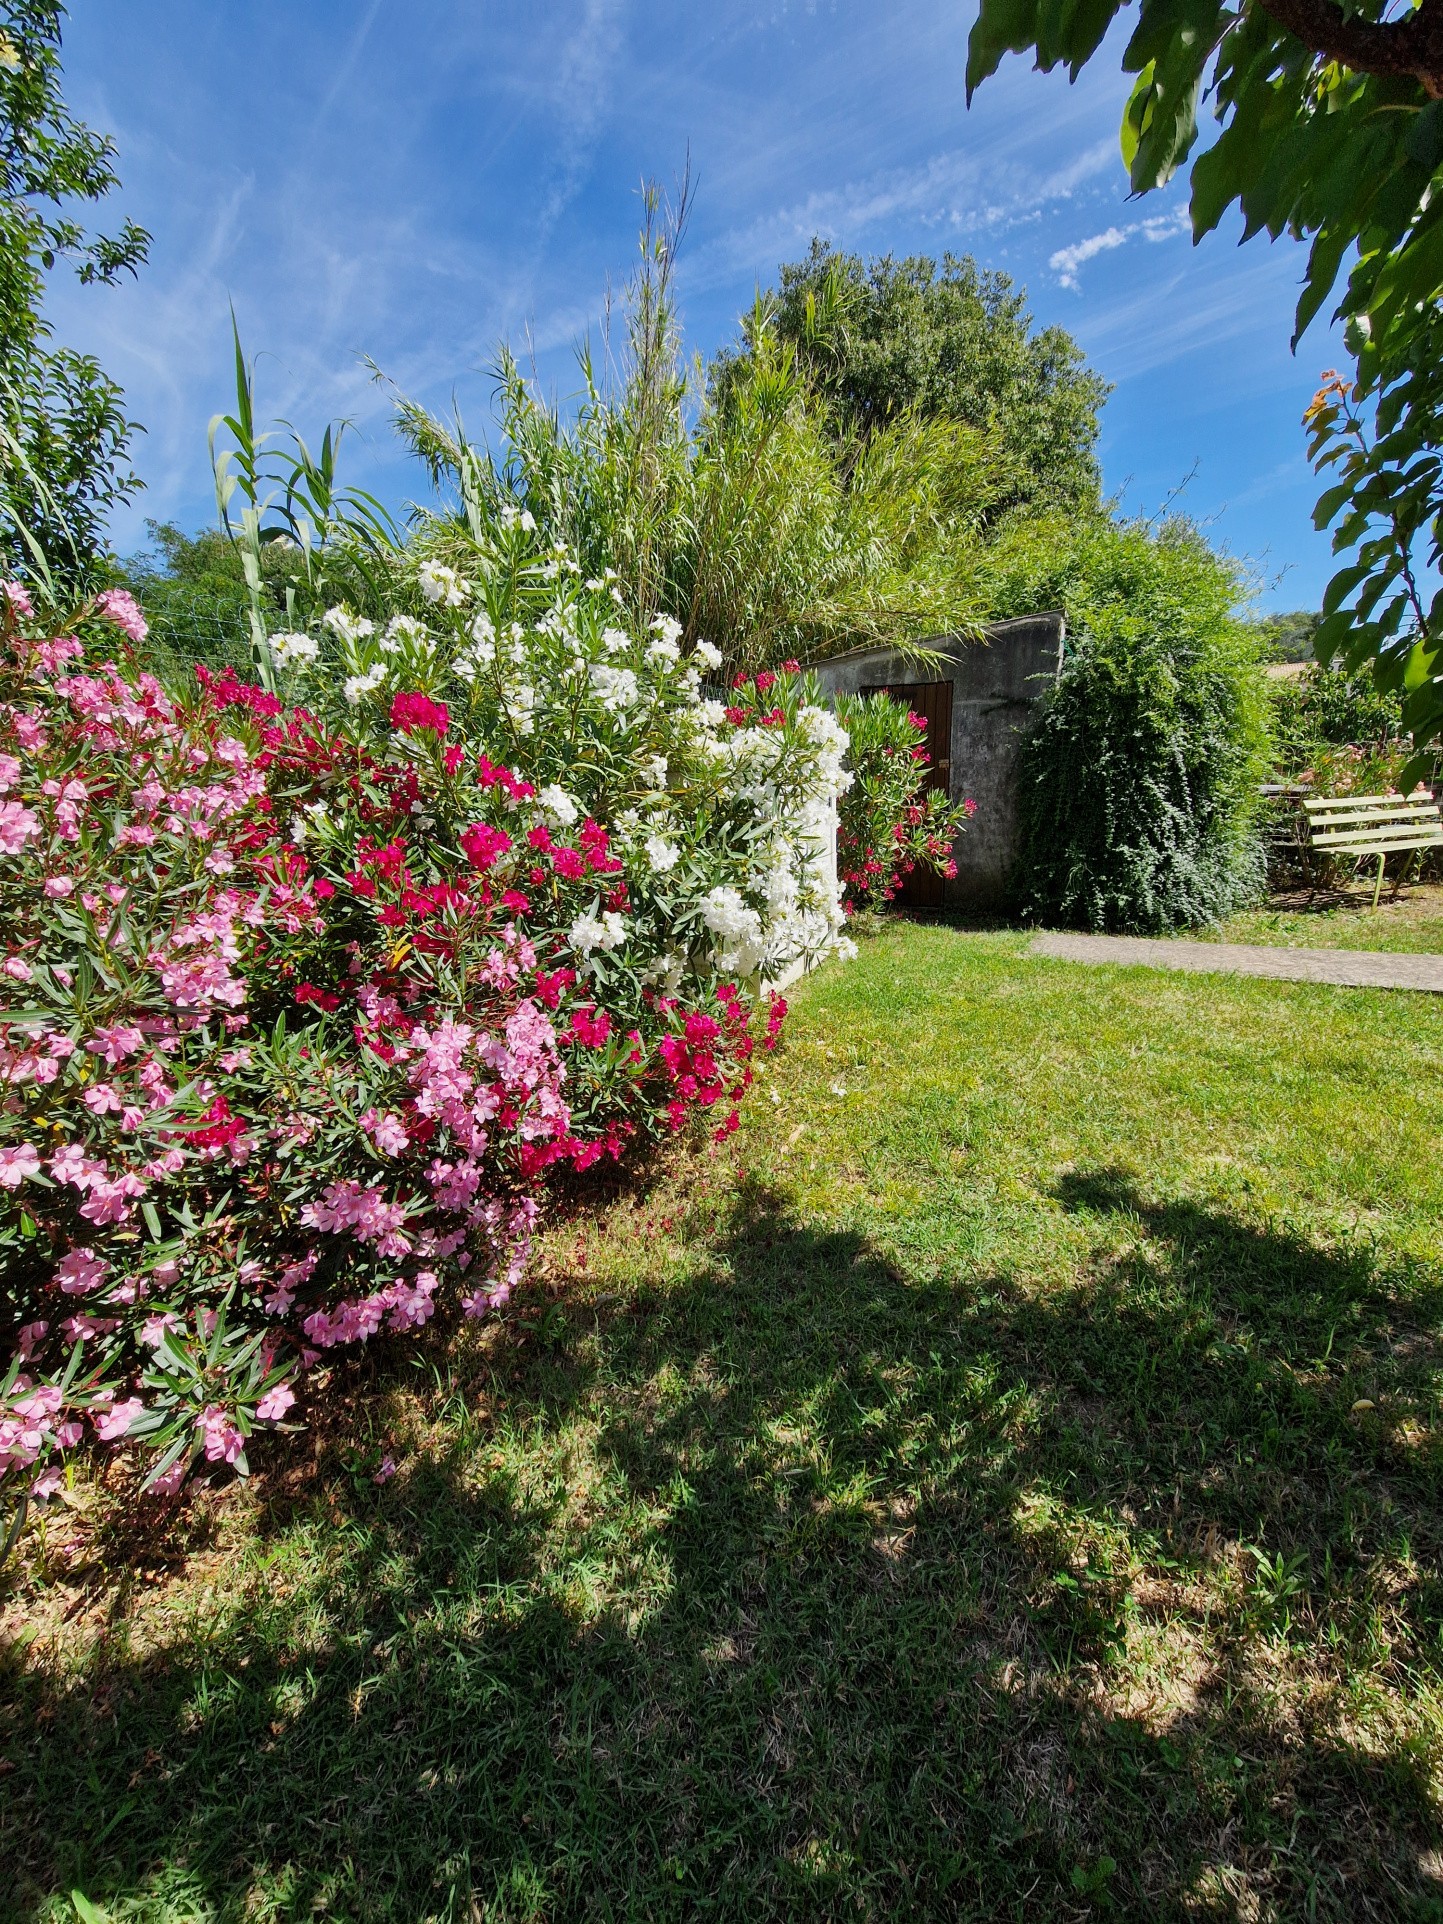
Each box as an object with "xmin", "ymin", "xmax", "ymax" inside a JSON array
[
  {"xmin": 0, "ymin": 527, "xmax": 855, "ymax": 1534},
  {"xmin": 0, "ymin": 3, "xmax": 148, "ymax": 585},
  {"xmin": 1003, "ymin": 519, "xmax": 1271, "ymax": 931},
  {"xmin": 713, "ymin": 242, "xmax": 1108, "ymax": 518},
  {"xmin": 380, "ymin": 191, "xmax": 998, "ymax": 676},
  {"xmin": 965, "ymin": 0, "xmax": 1443, "ymax": 772},
  {"xmin": 1265, "ymin": 658, "xmax": 1428, "ymax": 823},
  {"xmin": 834, "ymin": 691, "xmax": 975, "ymax": 911}
]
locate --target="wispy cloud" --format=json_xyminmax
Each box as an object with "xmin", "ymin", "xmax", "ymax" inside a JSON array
[
  {"xmin": 1050, "ymin": 206, "xmax": 1189, "ymax": 288},
  {"xmin": 57, "ymin": 0, "xmax": 1344, "ymax": 602}
]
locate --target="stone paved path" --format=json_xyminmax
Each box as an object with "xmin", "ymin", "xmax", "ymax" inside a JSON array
[{"xmin": 1029, "ymin": 931, "xmax": 1443, "ymax": 994}]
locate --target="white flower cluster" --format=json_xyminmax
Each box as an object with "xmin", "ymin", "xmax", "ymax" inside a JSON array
[
  {"xmin": 268, "ymin": 631, "xmax": 319, "ymax": 670},
  {"xmin": 418, "ymin": 562, "xmax": 469, "ymax": 607},
  {"xmin": 569, "ymin": 909, "xmax": 628, "ymax": 956},
  {"xmin": 310, "ymin": 518, "xmax": 856, "ymax": 993}
]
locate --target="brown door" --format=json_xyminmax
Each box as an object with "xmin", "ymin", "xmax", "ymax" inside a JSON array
[{"xmin": 861, "ymin": 679, "xmax": 953, "ymax": 908}]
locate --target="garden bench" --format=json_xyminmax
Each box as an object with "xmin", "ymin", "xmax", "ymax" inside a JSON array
[{"xmin": 1303, "ymin": 792, "xmax": 1443, "ymax": 906}]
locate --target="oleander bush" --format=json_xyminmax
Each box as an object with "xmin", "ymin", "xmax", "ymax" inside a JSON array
[
  {"xmin": 0, "ymin": 524, "xmax": 854, "ymax": 1537},
  {"xmin": 834, "ymin": 690, "xmax": 975, "ymax": 911}
]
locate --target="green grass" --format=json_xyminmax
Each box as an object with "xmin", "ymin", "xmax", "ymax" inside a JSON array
[
  {"xmin": 1195, "ymin": 880, "xmax": 1443, "ymax": 953},
  {"xmin": 5, "ymin": 922, "xmax": 1443, "ymax": 1922}
]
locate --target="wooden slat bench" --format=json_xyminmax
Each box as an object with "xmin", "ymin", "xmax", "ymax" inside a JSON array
[{"xmin": 1303, "ymin": 792, "xmax": 1443, "ymax": 906}]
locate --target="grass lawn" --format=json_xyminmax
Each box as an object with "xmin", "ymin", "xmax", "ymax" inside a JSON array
[
  {"xmin": 1196, "ymin": 880, "xmax": 1443, "ymax": 954},
  {"xmin": 4, "ymin": 921, "xmax": 1443, "ymax": 1922}
]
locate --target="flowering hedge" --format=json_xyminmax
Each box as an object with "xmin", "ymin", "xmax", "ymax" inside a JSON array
[
  {"xmin": 0, "ymin": 528, "xmax": 853, "ymax": 1531},
  {"xmin": 833, "ymin": 691, "xmax": 975, "ymax": 912}
]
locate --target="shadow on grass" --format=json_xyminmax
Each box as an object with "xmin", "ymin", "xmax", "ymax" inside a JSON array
[{"xmin": 4, "ymin": 1172, "xmax": 1442, "ymax": 1922}]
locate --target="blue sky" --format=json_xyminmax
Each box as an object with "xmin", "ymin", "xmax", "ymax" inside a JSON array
[{"xmin": 52, "ymin": 0, "xmax": 1344, "ymax": 610}]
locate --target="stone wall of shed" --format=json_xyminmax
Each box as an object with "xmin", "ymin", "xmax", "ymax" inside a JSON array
[{"xmin": 814, "ymin": 613, "xmax": 1064, "ymax": 909}]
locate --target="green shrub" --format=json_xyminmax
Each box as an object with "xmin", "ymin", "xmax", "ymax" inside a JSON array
[
  {"xmin": 1001, "ymin": 519, "xmax": 1270, "ymax": 931},
  {"xmin": 1267, "ymin": 662, "xmax": 1406, "ymax": 775}
]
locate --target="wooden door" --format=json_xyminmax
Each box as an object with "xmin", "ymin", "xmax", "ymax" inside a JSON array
[{"xmin": 861, "ymin": 679, "xmax": 954, "ymax": 908}]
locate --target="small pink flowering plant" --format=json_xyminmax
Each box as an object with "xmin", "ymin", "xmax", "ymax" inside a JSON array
[{"xmin": 0, "ymin": 547, "xmax": 853, "ymax": 1535}]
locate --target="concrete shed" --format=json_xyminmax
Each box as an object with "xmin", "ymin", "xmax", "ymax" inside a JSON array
[{"xmin": 812, "ymin": 613, "xmax": 1065, "ymax": 909}]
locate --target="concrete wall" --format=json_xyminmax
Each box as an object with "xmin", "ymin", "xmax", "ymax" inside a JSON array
[{"xmin": 813, "ymin": 614, "xmax": 1064, "ymax": 908}]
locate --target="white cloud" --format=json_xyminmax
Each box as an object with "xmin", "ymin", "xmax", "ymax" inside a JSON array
[{"xmin": 1050, "ymin": 205, "xmax": 1190, "ymax": 287}]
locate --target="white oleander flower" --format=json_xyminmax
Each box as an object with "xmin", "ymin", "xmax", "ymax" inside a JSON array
[
  {"xmin": 693, "ymin": 638, "xmax": 723, "ymax": 670},
  {"xmin": 539, "ymin": 784, "xmax": 579, "ymax": 826},
  {"xmin": 381, "ymin": 615, "xmax": 429, "ymax": 653},
  {"xmin": 569, "ymin": 909, "xmax": 627, "ymax": 955},
  {"xmin": 343, "ymin": 666, "xmax": 386, "ymax": 706},
  {"xmin": 601, "ymin": 627, "xmax": 630, "ymax": 656},
  {"xmin": 642, "ymin": 755, "xmax": 668, "ymax": 788},
  {"xmin": 644, "ymin": 833, "xmax": 679, "ymax": 874},
  {"xmin": 417, "ymin": 561, "xmax": 468, "ymax": 607},
  {"xmin": 267, "ymin": 631, "xmax": 318, "ymax": 668},
  {"xmin": 506, "ymin": 684, "xmax": 537, "ymax": 735},
  {"xmin": 589, "ymin": 663, "xmax": 639, "ymax": 712},
  {"xmin": 322, "ymin": 607, "xmax": 374, "ymax": 646}
]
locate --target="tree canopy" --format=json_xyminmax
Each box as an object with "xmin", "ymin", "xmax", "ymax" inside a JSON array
[
  {"xmin": 711, "ymin": 243, "xmax": 1108, "ymax": 518},
  {"xmin": 0, "ymin": 1, "xmax": 149, "ymax": 584},
  {"xmin": 966, "ymin": 0, "xmax": 1443, "ymax": 770}
]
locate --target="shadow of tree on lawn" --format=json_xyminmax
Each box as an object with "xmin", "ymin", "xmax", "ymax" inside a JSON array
[{"xmin": 4, "ymin": 1169, "xmax": 1442, "ymax": 1923}]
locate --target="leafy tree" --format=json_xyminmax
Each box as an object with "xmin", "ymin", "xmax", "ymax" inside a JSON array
[
  {"xmin": 1251, "ymin": 607, "xmax": 1320, "ymax": 661},
  {"xmin": 121, "ymin": 522, "xmax": 272, "ymax": 672},
  {"xmin": 965, "ymin": 0, "xmax": 1443, "ymax": 773},
  {"xmin": 0, "ymin": 2, "xmax": 149, "ymax": 585},
  {"xmin": 712, "ymin": 243, "xmax": 1109, "ymax": 517}
]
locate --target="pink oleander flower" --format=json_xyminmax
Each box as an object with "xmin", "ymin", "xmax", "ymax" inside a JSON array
[
  {"xmin": 3, "ymin": 955, "xmax": 31, "ymax": 981},
  {"xmin": 93, "ymin": 1396, "xmax": 145, "ymax": 1442},
  {"xmin": 78, "ymin": 1170, "xmax": 147, "ymax": 1224},
  {"xmin": 148, "ymin": 1457, "xmax": 189, "ymax": 1496},
  {"xmin": 55, "ymin": 1248, "xmax": 108, "ymax": 1294},
  {"xmin": 93, "ymin": 588, "xmax": 149, "ymax": 643},
  {"xmin": 0, "ymin": 1143, "xmax": 41, "ymax": 1188},
  {"xmin": 255, "ymin": 1382, "xmax": 295, "ymax": 1422},
  {"xmin": 198, "ymin": 1404, "xmax": 244, "ymax": 1463},
  {"xmin": 2, "ymin": 580, "xmax": 33, "ymax": 619},
  {"xmin": 43, "ymin": 874, "xmax": 74, "ymax": 898},
  {"xmin": 360, "ymin": 1107, "xmax": 409, "ymax": 1156},
  {"xmin": 0, "ymin": 753, "xmax": 20, "ymax": 792},
  {"xmin": 373, "ymin": 1453, "xmax": 397, "ymax": 1484},
  {"xmin": 0, "ymin": 800, "xmax": 40, "ymax": 853}
]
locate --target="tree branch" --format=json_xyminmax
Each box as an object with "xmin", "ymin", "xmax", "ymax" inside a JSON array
[{"xmin": 1254, "ymin": 0, "xmax": 1443, "ymax": 96}]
